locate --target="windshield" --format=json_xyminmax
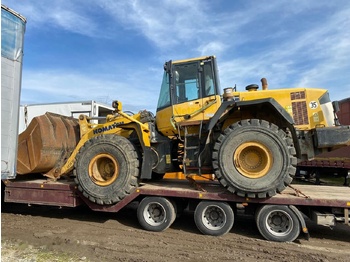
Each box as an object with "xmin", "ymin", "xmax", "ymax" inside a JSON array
[{"xmin": 156, "ymin": 71, "xmax": 171, "ymax": 110}]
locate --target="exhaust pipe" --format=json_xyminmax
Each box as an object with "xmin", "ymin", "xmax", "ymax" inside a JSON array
[{"xmin": 261, "ymin": 78, "xmax": 268, "ymax": 90}]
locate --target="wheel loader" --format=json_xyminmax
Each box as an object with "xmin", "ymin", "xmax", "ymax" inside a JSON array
[{"xmin": 17, "ymin": 55, "xmax": 350, "ymax": 205}]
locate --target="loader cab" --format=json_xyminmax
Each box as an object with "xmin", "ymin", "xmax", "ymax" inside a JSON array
[{"xmin": 156, "ymin": 56, "xmax": 221, "ymax": 136}]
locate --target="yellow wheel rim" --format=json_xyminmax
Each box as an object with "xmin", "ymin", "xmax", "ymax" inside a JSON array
[
  {"xmin": 88, "ymin": 153, "xmax": 119, "ymax": 186},
  {"xmin": 234, "ymin": 142, "xmax": 273, "ymax": 179}
]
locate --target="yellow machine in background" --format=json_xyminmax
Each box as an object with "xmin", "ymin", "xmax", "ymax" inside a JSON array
[{"xmin": 17, "ymin": 55, "xmax": 350, "ymax": 205}]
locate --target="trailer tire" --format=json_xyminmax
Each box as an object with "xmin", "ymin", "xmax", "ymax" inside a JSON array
[
  {"xmin": 213, "ymin": 119, "xmax": 296, "ymax": 198},
  {"xmin": 74, "ymin": 134, "xmax": 140, "ymax": 205},
  {"xmin": 137, "ymin": 197, "xmax": 176, "ymax": 232},
  {"xmin": 194, "ymin": 201, "xmax": 234, "ymax": 236},
  {"xmin": 255, "ymin": 205, "xmax": 300, "ymax": 242}
]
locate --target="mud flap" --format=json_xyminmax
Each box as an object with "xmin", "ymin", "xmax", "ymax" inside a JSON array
[{"xmin": 289, "ymin": 205, "xmax": 310, "ymax": 240}]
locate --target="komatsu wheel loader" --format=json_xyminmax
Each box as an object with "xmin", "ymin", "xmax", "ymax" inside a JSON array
[{"xmin": 17, "ymin": 56, "xmax": 350, "ymax": 205}]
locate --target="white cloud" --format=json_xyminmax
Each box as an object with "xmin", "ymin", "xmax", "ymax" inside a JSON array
[
  {"xmin": 21, "ymin": 68, "xmax": 162, "ymax": 113},
  {"xmin": 50, "ymin": 9, "xmax": 97, "ymax": 37},
  {"xmin": 96, "ymin": 0, "xmax": 208, "ymax": 49},
  {"xmin": 4, "ymin": 0, "xmax": 350, "ymax": 108},
  {"xmin": 197, "ymin": 42, "xmax": 228, "ymax": 56},
  {"xmin": 216, "ymin": 3, "xmax": 350, "ymax": 101},
  {"xmin": 3, "ymin": 1, "xmax": 98, "ymax": 37}
]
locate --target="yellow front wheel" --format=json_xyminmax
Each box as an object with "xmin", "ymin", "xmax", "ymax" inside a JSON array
[
  {"xmin": 74, "ymin": 134, "xmax": 140, "ymax": 205},
  {"xmin": 88, "ymin": 153, "xmax": 119, "ymax": 186}
]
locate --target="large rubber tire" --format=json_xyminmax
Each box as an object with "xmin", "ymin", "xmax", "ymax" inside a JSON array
[
  {"xmin": 194, "ymin": 201, "xmax": 234, "ymax": 236},
  {"xmin": 255, "ymin": 205, "xmax": 300, "ymax": 242},
  {"xmin": 212, "ymin": 119, "xmax": 296, "ymax": 198},
  {"xmin": 74, "ymin": 134, "xmax": 140, "ymax": 205},
  {"xmin": 137, "ymin": 197, "xmax": 176, "ymax": 232}
]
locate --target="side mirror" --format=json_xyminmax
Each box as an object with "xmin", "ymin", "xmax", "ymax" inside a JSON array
[{"xmin": 164, "ymin": 60, "xmax": 172, "ymax": 74}]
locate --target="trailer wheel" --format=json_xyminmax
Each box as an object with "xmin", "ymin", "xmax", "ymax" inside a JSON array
[
  {"xmin": 137, "ymin": 197, "xmax": 176, "ymax": 232},
  {"xmin": 255, "ymin": 205, "xmax": 300, "ymax": 242},
  {"xmin": 74, "ymin": 134, "xmax": 140, "ymax": 205},
  {"xmin": 213, "ymin": 119, "xmax": 296, "ymax": 198},
  {"xmin": 194, "ymin": 201, "xmax": 234, "ymax": 236}
]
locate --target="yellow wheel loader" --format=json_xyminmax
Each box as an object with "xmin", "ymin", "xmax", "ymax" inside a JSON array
[{"xmin": 17, "ymin": 56, "xmax": 350, "ymax": 204}]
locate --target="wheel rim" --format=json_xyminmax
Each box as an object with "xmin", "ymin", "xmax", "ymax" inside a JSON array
[
  {"xmin": 265, "ymin": 210, "xmax": 293, "ymax": 237},
  {"xmin": 88, "ymin": 153, "xmax": 119, "ymax": 186},
  {"xmin": 201, "ymin": 205, "xmax": 227, "ymax": 231},
  {"xmin": 143, "ymin": 202, "xmax": 166, "ymax": 226},
  {"xmin": 234, "ymin": 142, "xmax": 273, "ymax": 179}
]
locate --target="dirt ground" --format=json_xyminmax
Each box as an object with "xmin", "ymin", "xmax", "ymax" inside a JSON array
[{"xmin": 1, "ymin": 200, "xmax": 350, "ymax": 262}]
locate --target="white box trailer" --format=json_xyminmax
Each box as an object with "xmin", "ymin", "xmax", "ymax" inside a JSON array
[
  {"xmin": 18, "ymin": 100, "xmax": 114, "ymax": 133},
  {"xmin": 1, "ymin": 5, "xmax": 26, "ymax": 179}
]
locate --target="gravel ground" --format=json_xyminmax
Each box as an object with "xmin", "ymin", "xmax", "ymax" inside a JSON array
[{"xmin": 2, "ymin": 201, "xmax": 350, "ymax": 262}]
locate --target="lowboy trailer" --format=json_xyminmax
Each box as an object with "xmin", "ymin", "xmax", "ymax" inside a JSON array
[
  {"xmin": 2, "ymin": 4, "xmax": 349, "ymax": 244},
  {"xmin": 3, "ymin": 178, "xmax": 350, "ymax": 242}
]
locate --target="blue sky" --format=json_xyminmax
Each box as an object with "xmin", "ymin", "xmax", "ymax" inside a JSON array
[{"xmin": 3, "ymin": 0, "xmax": 350, "ymax": 113}]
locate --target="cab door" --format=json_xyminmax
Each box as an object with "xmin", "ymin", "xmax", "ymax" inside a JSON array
[
  {"xmin": 172, "ymin": 61, "xmax": 204, "ymax": 124},
  {"xmin": 173, "ymin": 59, "xmax": 221, "ymax": 122},
  {"xmin": 155, "ymin": 57, "xmax": 221, "ymax": 136}
]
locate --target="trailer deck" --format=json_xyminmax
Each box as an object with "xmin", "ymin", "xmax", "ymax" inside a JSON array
[
  {"xmin": 3, "ymin": 178, "xmax": 350, "ymax": 241},
  {"xmin": 4, "ymin": 178, "xmax": 350, "ymax": 209}
]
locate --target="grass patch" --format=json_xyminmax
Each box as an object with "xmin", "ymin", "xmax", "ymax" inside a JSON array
[{"xmin": 1, "ymin": 240, "xmax": 87, "ymax": 262}]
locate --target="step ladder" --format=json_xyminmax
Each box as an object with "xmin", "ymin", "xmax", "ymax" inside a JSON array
[{"xmin": 182, "ymin": 121, "xmax": 203, "ymax": 176}]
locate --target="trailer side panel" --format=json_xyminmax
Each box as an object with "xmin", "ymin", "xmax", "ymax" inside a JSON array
[{"xmin": 1, "ymin": 5, "xmax": 26, "ymax": 179}]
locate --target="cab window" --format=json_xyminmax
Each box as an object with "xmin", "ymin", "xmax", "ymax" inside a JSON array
[
  {"xmin": 174, "ymin": 62, "xmax": 199, "ymax": 104},
  {"xmin": 203, "ymin": 62, "xmax": 215, "ymax": 96},
  {"xmin": 157, "ymin": 58, "xmax": 218, "ymax": 110}
]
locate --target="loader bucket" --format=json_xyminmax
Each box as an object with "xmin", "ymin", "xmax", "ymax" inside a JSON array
[{"xmin": 17, "ymin": 112, "xmax": 80, "ymax": 178}]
